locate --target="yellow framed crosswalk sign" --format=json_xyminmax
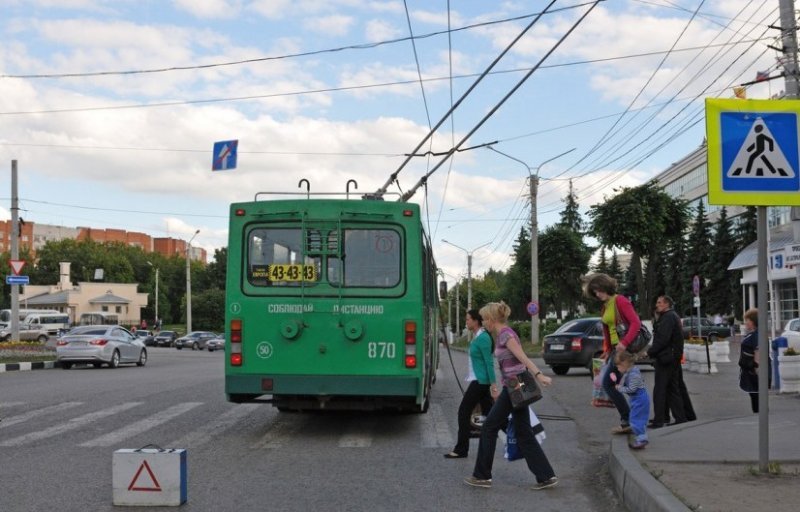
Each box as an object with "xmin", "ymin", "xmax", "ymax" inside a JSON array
[{"xmin": 706, "ymin": 98, "xmax": 800, "ymax": 205}]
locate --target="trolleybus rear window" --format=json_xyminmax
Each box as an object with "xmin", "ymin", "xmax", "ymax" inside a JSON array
[
  {"xmin": 247, "ymin": 228, "xmax": 320, "ymax": 287},
  {"xmin": 329, "ymin": 229, "xmax": 401, "ymax": 288}
]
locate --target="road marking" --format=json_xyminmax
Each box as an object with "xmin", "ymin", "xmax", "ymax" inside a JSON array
[
  {"xmin": 338, "ymin": 418, "xmax": 377, "ymax": 448},
  {"xmin": 0, "ymin": 402, "xmax": 83, "ymax": 429},
  {"xmin": 168, "ymin": 404, "xmax": 261, "ymax": 448},
  {"xmin": 0, "ymin": 402, "xmax": 142, "ymax": 446},
  {"xmin": 80, "ymin": 402, "xmax": 203, "ymax": 447},
  {"xmin": 419, "ymin": 403, "xmax": 453, "ymax": 448}
]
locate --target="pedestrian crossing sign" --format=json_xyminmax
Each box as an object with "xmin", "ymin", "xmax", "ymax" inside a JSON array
[{"xmin": 706, "ymin": 98, "xmax": 800, "ymax": 205}]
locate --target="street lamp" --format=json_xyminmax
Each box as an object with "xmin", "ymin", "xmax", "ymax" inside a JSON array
[
  {"xmin": 186, "ymin": 229, "xmax": 200, "ymax": 334},
  {"xmin": 442, "ymin": 239, "xmax": 490, "ymax": 311},
  {"xmin": 147, "ymin": 262, "xmax": 159, "ymax": 329},
  {"xmin": 439, "ymin": 270, "xmax": 463, "ymax": 340},
  {"xmin": 487, "ymin": 146, "xmax": 575, "ymax": 345}
]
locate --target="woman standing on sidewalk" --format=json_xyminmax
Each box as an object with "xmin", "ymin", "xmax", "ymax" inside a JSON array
[
  {"xmin": 739, "ymin": 308, "xmax": 762, "ymax": 413},
  {"xmin": 584, "ymin": 273, "xmax": 641, "ymax": 435},
  {"xmin": 444, "ymin": 309, "xmax": 496, "ymax": 459},
  {"xmin": 464, "ymin": 301, "xmax": 557, "ymax": 490}
]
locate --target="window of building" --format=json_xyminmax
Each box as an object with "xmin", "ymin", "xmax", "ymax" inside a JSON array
[
  {"xmin": 116, "ymin": 306, "xmax": 122, "ymax": 313},
  {"xmin": 102, "ymin": 306, "xmax": 108, "ymax": 312}
]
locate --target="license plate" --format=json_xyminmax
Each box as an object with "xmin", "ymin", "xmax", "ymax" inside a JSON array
[{"xmin": 550, "ymin": 344, "xmax": 565, "ymax": 351}]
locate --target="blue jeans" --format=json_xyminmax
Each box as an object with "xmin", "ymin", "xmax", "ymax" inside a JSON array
[
  {"xmin": 472, "ymin": 387, "xmax": 555, "ymax": 483},
  {"xmin": 602, "ymin": 356, "xmax": 630, "ymax": 425}
]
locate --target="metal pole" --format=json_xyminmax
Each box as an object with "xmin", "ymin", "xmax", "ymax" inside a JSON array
[
  {"xmin": 757, "ymin": 206, "xmax": 769, "ymax": 472},
  {"xmin": 530, "ymin": 175, "xmax": 538, "ymax": 345},
  {"xmin": 455, "ymin": 281, "xmax": 460, "ymax": 340},
  {"xmin": 779, "ymin": 0, "xmax": 800, "ymax": 338},
  {"xmin": 10, "ymin": 160, "xmax": 20, "ymax": 342},
  {"xmin": 186, "ymin": 230, "xmax": 199, "ymax": 334},
  {"xmin": 155, "ymin": 267, "xmax": 159, "ymax": 328},
  {"xmin": 487, "ymin": 146, "xmax": 575, "ymax": 344}
]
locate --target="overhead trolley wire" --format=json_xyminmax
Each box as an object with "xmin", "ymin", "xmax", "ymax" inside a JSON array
[
  {"xmin": 396, "ymin": 1, "xmax": 604, "ymax": 203},
  {"xmin": 372, "ymin": 0, "xmax": 560, "ymax": 199}
]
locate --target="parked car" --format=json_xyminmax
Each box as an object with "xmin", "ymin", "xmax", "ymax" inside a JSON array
[
  {"xmin": 0, "ymin": 325, "xmax": 50, "ymax": 342},
  {"xmin": 175, "ymin": 331, "xmax": 218, "ymax": 350},
  {"xmin": 543, "ymin": 317, "xmax": 604, "ymax": 375},
  {"xmin": 206, "ymin": 334, "xmax": 226, "ymax": 352},
  {"xmin": 135, "ymin": 330, "xmax": 156, "ymax": 346},
  {"xmin": 154, "ymin": 330, "xmax": 178, "ymax": 348},
  {"xmin": 780, "ymin": 318, "xmax": 800, "ymax": 350},
  {"xmin": 682, "ymin": 317, "xmax": 730, "ymax": 342},
  {"xmin": 56, "ymin": 325, "xmax": 147, "ymax": 369}
]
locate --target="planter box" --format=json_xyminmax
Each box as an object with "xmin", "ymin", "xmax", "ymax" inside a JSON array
[{"xmin": 777, "ymin": 354, "xmax": 800, "ymax": 393}]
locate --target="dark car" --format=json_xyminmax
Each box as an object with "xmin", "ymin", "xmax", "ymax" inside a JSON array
[
  {"xmin": 154, "ymin": 330, "xmax": 178, "ymax": 348},
  {"xmin": 135, "ymin": 330, "xmax": 156, "ymax": 346},
  {"xmin": 543, "ymin": 318, "xmax": 604, "ymax": 375},
  {"xmin": 682, "ymin": 317, "xmax": 729, "ymax": 342},
  {"xmin": 175, "ymin": 331, "xmax": 218, "ymax": 350}
]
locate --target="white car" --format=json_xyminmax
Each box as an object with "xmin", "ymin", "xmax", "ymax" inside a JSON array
[
  {"xmin": 780, "ymin": 318, "xmax": 800, "ymax": 350},
  {"xmin": 0, "ymin": 325, "xmax": 50, "ymax": 342},
  {"xmin": 57, "ymin": 325, "xmax": 147, "ymax": 369}
]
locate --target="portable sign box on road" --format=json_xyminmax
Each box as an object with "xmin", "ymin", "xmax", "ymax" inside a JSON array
[
  {"xmin": 113, "ymin": 448, "xmax": 186, "ymax": 506},
  {"xmin": 706, "ymin": 98, "xmax": 800, "ymax": 206}
]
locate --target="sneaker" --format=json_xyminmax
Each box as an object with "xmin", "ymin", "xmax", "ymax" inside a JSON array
[
  {"xmin": 629, "ymin": 440, "xmax": 648, "ymax": 450},
  {"xmin": 610, "ymin": 425, "xmax": 632, "ymax": 435},
  {"xmin": 464, "ymin": 476, "xmax": 492, "ymax": 488},
  {"xmin": 532, "ymin": 477, "xmax": 559, "ymax": 490}
]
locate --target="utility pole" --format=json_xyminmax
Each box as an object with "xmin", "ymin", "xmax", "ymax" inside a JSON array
[
  {"xmin": 779, "ymin": 0, "xmax": 800, "ymax": 353},
  {"xmin": 773, "ymin": 0, "xmax": 799, "ymax": 474},
  {"xmin": 442, "ymin": 240, "xmax": 490, "ymax": 311},
  {"xmin": 10, "ymin": 160, "xmax": 20, "ymax": 342},
  {"xmin": 185, "ymin": 230, "xmax": 200, "ymax": 334},
  {"xmin": 487, "ymin": 146, "xmax": 575, "ymax": 344}
]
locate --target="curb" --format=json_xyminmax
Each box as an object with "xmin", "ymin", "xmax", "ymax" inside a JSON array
[
  {"xmin": 608, "ymin": 435, "xmax": 691, "ymax": 512},
  {"xmin": 0, "ymin": 360, "xmax": 59, "ymax": 372}
]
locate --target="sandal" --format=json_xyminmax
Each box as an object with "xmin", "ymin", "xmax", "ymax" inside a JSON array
[{"xmin": 444, "ymin": 451, "xmax": 467, "ymax": 459}]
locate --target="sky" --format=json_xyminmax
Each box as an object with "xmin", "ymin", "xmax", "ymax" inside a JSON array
[{"xmin": 0, "ymin": 0, "xmax": 786, "ymax": 287}]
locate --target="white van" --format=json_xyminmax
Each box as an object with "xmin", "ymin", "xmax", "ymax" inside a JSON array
[
  {"xmin": 23, "ymin": 312, "xmax": 70, "ymax": 336},
  {"xmin": 0, "ymin": 308, "xmax": 60, "ymax": 329}
]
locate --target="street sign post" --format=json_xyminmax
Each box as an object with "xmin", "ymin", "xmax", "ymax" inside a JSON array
[{"xmin": 6, "ymin": 275, "xmax": 29, "ymax": 285}]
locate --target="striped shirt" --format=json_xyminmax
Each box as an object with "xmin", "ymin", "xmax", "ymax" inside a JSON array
[
  {"xmin": 620, "ymin": 366, "xmax": 646, "ymax": 395},
  {"xmin": 494, "ymin": 326, "xmax": 526, "ymax": 386}
]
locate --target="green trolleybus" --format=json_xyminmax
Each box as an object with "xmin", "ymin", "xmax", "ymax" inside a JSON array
[{"xmin": 225, "ymin": 195, "xmax": 440, "ymax": 412}]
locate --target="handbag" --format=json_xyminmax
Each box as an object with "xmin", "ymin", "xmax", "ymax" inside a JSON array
[
  {"xmin": 616, "ymin": 323, "xmax": 652, "ymax": 354},
  {"xmin": 507, "ymin": 370, "xmax": 543, "ymax": 409}
]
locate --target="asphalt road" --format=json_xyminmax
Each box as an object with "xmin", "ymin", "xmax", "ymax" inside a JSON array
[{"xmin": 0, "ymin": 346, "xmax": 625, "ymax": 511}]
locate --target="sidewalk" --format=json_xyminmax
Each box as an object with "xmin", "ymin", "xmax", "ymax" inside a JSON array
[{"xmin": 609, "ymin": 344, "xmax": 800, "ymax": 512}]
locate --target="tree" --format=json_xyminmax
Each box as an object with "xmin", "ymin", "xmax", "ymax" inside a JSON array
[
  {"xmin": 589, "ymin": 181, "xmax": 688, "ymax": 318},
  {"xmin": 705, "ymin": 207, "xmax": 738, "ymax": 317},
  {"xmin": 682, "ymin": 202, "xmax": 712, "ymax": 315},
  {"xmin": 501, "ymin": 228, "xmax": 531, "ymax": 320},
  {"xmin": 735, "ymin": 206, "xmax": 757, "ymax": 252},
  {"xmin": 190, "ymin": 288, "xmax": 225, "ymax": 331},
  {"xmin": 559, "ymin": 180, "xmax": 583, "ymax": 232},
  {"xmin": 594, "ymin": 247, "xmax": 610, "ymax": 275},
  {"xmin": 538, "ymin": 224, "xmax": 592, "ymax": 319}
]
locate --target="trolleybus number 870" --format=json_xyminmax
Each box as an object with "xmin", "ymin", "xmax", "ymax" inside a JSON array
[{"xmin": 367, "ymin": 341, "xmax": 395, "ymax": 359}]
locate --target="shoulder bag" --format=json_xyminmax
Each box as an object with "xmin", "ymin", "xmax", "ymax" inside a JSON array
[
  {"xmin": 507, "ymin": 370, "xmax": 543, "ymax": 409},
  {"xmin": 616, "ymin": 322, "xmax": 652, "ymax": 354}
]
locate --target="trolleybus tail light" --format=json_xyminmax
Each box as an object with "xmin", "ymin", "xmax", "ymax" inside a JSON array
[
  {"xmin": 402, "ymin": 209, "xmax": 413, "ymax": 217},
  {"xmin": 235, "ymin": 208, "xmax": 246, "ymax": 216},
  {"xmin": 404, "ymin": 320, "xmax": 417, "ymax": 368},
  {"xmin": 230, "ymin": 319, "xmax": 243, "ymax": 366},
  {"xmin": 571, "ymin": 337, "xmax": 582, "ymax": 351}
]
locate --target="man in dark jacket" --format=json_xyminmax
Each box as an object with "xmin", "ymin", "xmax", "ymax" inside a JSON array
[{"xmin": 647, "ymin": 295, "xmax": 687, "ymax": 428}]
